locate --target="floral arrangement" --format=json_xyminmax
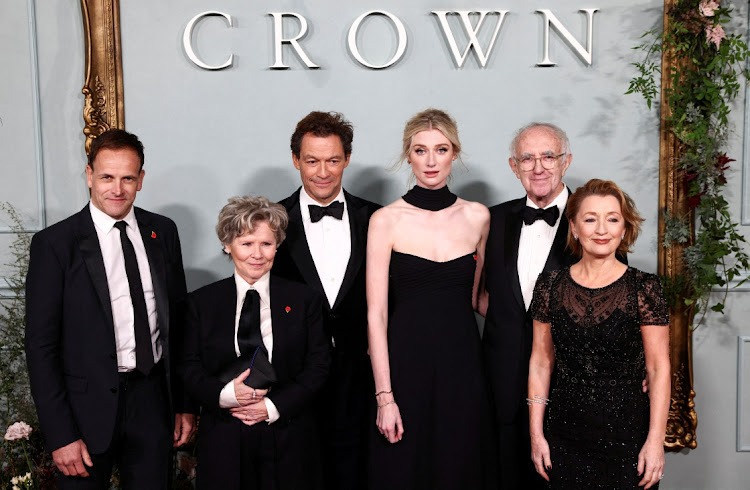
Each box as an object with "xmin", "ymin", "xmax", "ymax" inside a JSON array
[{"xmin": 627, "ymin": 0, "xmax": 750, "ymax": 326}]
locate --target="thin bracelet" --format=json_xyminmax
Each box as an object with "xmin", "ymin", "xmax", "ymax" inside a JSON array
[
  {"xmin": 375, "ymin": 390, "xmax": 392, "ymax": 398},
  {"xmin": 377, "ymin": 400, "xmax": 396, "ymax": 409}
]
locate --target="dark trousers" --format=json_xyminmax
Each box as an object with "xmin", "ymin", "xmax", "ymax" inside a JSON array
[
  {"xmin": 58, "ymin": 363, "xmax": 172, "ymax": 490},
  {"xmin": 320, "ymin": 353, "xmax": 372, "ymax": 490},
  {"xmin": 497, "ymin": 419, "xmax": 547, "ymax": 490}
]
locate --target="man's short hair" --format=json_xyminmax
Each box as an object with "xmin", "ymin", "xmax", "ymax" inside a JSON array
[
  {"xmin": 88, "ymin": 128, "xmax": 145, "ymax": 171},
  {"xmin": 290, "ymin": 111, "xmax": 354, "ymax": 158},
  {"xmin": 509, "ymin": 122, "xmax": 570, "ymax": 159}
]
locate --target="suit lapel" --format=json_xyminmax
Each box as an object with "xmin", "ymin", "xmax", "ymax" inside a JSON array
[
  {"xmin": 504, "ymin": 199, "xmax": 526, "ymax": 311},
  {"xmin": 75, "ymin": 207, "xmax": 115, "ymax": 332},
  {"xmin": 332, "ymin": 191, "xmax": 366, "ymax": 311},
  {"xmin": 268, "ymin": 277, "xmax": 289, "ymax": 377},
  {"xmin": 216, "ymin": 278, "xmax": 239, "ymax": 362},
  {"xmin": 544, "ymin": 212, "xmax": 570, "ymax": 272},
  {"xmin": 285, "ymin": 192, "xmax": 327, "ymax": 301},
  {"xmin": 135, "ymin": 209, "xmax": 169, "ymax": 338}
]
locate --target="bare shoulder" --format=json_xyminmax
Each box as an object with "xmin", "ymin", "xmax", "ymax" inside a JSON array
[
  {"xmin": 456, "ymin": 198, "xmax": 490, "ymax": 224},
  {"xmin": 369, "ymin": 199, "xmax": 406, "ymax": 229}
]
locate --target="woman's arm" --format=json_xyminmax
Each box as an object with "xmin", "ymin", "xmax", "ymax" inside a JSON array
[
  {"xmin": 471, "ymin": 204, "xmax": 490, "ymax": 312},
  {"xmin": 637, "ymin": 323, "xmax": 670, "ymax": 489},
  {"xmin": 528, "ymin": 319, "xmax": 555, "ymax": 482},
  {"xmin": 366, "ymin": 209, "xmax": 403, "ymax": 443}
]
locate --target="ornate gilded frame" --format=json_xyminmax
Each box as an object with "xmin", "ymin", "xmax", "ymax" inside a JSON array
[{"xmin": 79, "ymin": 0, "xmax": 698, "ymax": 449}]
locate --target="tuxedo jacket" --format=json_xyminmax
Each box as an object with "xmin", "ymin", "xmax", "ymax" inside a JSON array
[
  {"xmin": 482, "ymin": 196, "xmax": 576, "ymax": 425},
  {"xmin": 482, "ymin": 194, "xmax": 627, "ymax": 425},
  {"xmin": 25, "ymin": 205, "xmax": 189, "ymax": 454},
  {"xmin": 180, "ymin": 274, "xmax": 330, "ymax": 486},
  {"xmin": 273, "ymin": 188, "xmax": 381, "ymax": 358}
]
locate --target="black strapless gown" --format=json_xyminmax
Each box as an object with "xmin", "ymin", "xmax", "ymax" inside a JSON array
[{"xmin": 369, "ymin": 251, "xmax": 493, "ymax": 490}]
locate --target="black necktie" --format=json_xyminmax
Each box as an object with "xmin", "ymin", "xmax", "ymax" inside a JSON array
[
  {"xmin": 238, "ymin": 289, "xmax": 265, "ymax": 356},
  {"xmin": 522, "ymin": 205, "xmax": 560, "ymax": 226},
  {"xmin": 308, "ymin": 201, "xmax": 344, "ymax": 223},
  {"xmin": 114, "ymin": 221, "xmax": 154, "ymax": 375}
]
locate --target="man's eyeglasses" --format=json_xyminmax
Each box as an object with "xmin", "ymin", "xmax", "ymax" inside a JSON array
[{"xmin": 513, "ymin": 153, "xmax": 566, "ymax": 171}]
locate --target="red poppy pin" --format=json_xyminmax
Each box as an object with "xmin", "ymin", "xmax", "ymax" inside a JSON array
[
  {"xmin": 285, "ymin": 306, "xmax": 291, "ymax": 313},
  {"xmin": 473, "ymin": 254, "xmax": 477, "ymax": 261},
  {"xmin": 151, "ymin": 231, "xmax": 157, "ymax": 239}
]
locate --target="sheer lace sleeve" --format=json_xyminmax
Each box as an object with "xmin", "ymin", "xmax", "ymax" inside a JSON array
[
  {"xmin": 637, "ymin": 272, "xmax": 670, "ymax": 325},
  {"xmin": 530, "ymin": 271, "xmax": 552, "ymax": 323}
]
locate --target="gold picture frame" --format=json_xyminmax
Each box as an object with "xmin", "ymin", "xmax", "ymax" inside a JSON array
[{"xmin": 79, "ymin": 0, "xmax": 698, "ymax": 449}]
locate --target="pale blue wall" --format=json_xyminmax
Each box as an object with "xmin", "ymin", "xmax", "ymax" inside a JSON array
[{"xmin": 1, "ymin": 1, "xmax": 749, "ymax": 488}]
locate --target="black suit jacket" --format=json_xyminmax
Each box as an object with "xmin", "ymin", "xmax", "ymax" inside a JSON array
[
  {"xmin": 180, "ymin": 274, "xmax": 330, "ymax": 488},
  {"xmin": 181, "ymin": 274, "xmax": 330, "ymax": 418},
  {"xmin": 25, "ymin": 205, "xmax": 189, "ymax": 454},
  {"xmin": 482, "ymin": 196, "xmax": 575, "ymax": 425},
  {"xmin": 273, "ymin": 188, "xmax": 381, "ymax": 357}
]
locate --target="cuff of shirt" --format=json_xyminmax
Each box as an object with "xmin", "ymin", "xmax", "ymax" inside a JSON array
[
  {"xmin": 219, "ymin": 381, "xmax": 241, "ymax": 409},
  {"xmin": 264, "ymin": 397, "xmax": 280, "ymax": 424}
]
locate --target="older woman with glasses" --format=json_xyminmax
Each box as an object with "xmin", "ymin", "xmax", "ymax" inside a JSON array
[{"xmin": 180, "ymin": 196, "xmax": 330, "ymax": 490}]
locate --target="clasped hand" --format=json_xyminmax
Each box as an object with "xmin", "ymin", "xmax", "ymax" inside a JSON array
[{"xmin": 230, "ymin": 368, "xmax": 269, "ymax": 426}]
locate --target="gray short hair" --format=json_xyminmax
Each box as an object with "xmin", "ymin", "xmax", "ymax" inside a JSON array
[
  {"xmin": 216, "ymin": 196, "xmax": 288, "ymax": 247},
  {"xmin": 509, "ymin": 122, "xmax": 571, "ymax": 159}
]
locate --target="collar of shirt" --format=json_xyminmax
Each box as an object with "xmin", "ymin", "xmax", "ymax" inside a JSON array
[
  {"xmin": 299, "ymin": 186, "xmax": 347, "ymax": 225},
  {"xmin": 524, "ymin": 185, "xmax": 569, "ymax": 223},
  {"xmin": 234, "ymin": 270, "xmax": 271, "ymax": 308},
  {"xmin": 89, "ymin": 201, "xmax": 137, "ymax": 235}
]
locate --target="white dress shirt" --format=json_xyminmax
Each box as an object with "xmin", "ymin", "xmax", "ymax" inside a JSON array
[
  {"xmin": 218, "ymin": 271, "xmax": 280, "ymax": 423},
  {"xmin": 517, "ymin": 186, "xmax": 569, "ymax": 311},
  {"xmin": 90, "ymin": 202, "xmax": 160, "ymax": 372},
  {"xmin": 299, "ymin": 187, "xmax": 351, "ymax": 308}
]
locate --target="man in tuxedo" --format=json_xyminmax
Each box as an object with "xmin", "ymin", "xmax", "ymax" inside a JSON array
[
  {"xmin": 272, "ymin": 111, "xmax": 380, "ymax": 490},
  {"xmin": 479, "ymin": 122, "xmax": 574, "ymax": 489},
  {"xmin": 25, "ymin": 129, "xmax": 195, "ymax": 489}
]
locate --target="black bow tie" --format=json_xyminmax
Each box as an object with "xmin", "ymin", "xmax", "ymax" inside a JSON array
[
  {"xmin": 309, "ymin": 201, "xmax": 344, "ymax": 223},
  {"xmin": 522, "ymin": 205, "xmax": 559, "ymax": 226}
]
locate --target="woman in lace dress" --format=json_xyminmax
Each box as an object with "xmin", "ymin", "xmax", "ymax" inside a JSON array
[{"xmin": 527, "ymin": 179, "xmax": 670, "ymax": 489}]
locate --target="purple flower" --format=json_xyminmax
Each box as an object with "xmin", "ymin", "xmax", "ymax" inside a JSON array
[{"xmin": 4, "ymin": 421, "xmax": 32, "ymax": 441}]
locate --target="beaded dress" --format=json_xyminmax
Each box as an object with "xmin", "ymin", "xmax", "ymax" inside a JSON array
[{"xmin": 530, "ymin": 267, "xmax": 668, "ymax": 490}]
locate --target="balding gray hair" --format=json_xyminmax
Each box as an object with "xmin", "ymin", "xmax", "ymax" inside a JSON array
[{"xmin": 509, "ymin": 122, "xmax": 571, "ymax": 159}]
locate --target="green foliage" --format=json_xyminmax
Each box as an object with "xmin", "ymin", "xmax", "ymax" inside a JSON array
[
  {"xmin": 0, "ymin": 203, "xmax": 35, "ymax": 427},
  {"xmin": 628, "ymin": 0, "xmax": 750, "ymax": 326}
]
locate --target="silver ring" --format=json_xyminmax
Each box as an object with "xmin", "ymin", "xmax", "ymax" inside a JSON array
[{"xmin": 252, "ymin": 389, "xmax": 256, "ymax": 399}]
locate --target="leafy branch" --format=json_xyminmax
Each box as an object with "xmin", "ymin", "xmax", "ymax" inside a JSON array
[{"xmin": 627, "ymin": 0, "xmax": 750, "ymax": 327}]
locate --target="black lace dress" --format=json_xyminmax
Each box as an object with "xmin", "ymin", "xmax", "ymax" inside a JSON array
[{"xmin": 530, "ymin": 267, "xmax": 669, "ymax": 490}]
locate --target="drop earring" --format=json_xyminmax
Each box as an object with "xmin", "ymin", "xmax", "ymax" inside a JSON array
[{"xmin": 574, "ymin": 235, "xmax": 578, "ymax": 240}]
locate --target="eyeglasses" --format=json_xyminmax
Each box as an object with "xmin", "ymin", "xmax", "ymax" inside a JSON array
[{"xmin": 513, "ymin": 153, "xmax": 566, "ymax": 171}]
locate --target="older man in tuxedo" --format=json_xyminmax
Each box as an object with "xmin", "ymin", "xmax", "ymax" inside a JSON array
[
  {"xmin": 479, "ymin": 122, "xmax": 574, "ymax": 489},
  {"xmin": 272, "ymin": 111, "xmax": 380, "ymax": 490},
  {"xmin": 25, "ymin": 129, "xmax": 195, "ymax": 489}
]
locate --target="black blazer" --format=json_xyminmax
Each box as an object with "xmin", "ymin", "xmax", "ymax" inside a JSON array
[
  {"xmin": 482, "ymin": 196, "xmax": 576, "ymax": 425},
  {"xmin": 273, "ymin": 188, "xmax": 380, "ymax": 357},
  {"xmin": 25, "ymin": 205, "xmax": 189, "ymax": 453},
  {"xmin": 180, "ymin": 274, "xmax": 330, "ymax": 488},
  {"xmin": 181, "ymin": 274, "xmax": 330, "ymax": 419}
]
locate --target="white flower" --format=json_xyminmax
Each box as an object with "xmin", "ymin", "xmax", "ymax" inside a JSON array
[
  {"xmin": 699, "ymin": 0, "xmax": 719, "ymax": 17},
  {"xmin": 4, "ymin": 421, "xmax": 32, "ymax": 441}
]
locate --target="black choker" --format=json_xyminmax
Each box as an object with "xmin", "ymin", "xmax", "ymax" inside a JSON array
[{"xmin": 402, "ymin": 185, "xmax": 457, "ymax": 211}]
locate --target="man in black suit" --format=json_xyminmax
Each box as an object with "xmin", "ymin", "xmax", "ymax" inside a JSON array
[
  {"xmin": 479, "ymin": 122, "xmax": 574, "ymax": 489},
  {"xmin": 25, "ymin": 129, "xmax": 195, "ymax": 489},
  {"xmin": 272, "ymin": 111, "xmax": 380, "ymax": 490}
]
